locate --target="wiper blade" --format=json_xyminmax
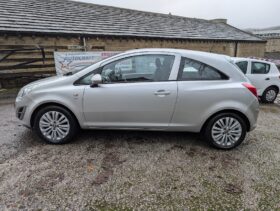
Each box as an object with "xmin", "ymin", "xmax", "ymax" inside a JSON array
[{"xmin": 64, "ymin": 72, "xmax": 73, "ymax": 76}]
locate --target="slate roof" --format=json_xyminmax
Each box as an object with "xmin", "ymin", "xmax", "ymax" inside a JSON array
[
  {"xmin": 0, "ymin": 0, "xmax": 263, "ymax": 42},
  {"xmin": 251, "ymin": 28, "xmax": 280, "ymax": 39}
]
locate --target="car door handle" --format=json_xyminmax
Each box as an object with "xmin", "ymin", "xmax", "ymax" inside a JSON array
[
  {"xmin": 154, "ymin": 90, "xmax": 171, "ymax": 96},
  {"xmin": 265, "ymin": 78, "xmax": 270, "ymax": 80}
]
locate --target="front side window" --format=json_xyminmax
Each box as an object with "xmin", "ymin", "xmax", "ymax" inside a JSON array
[
  {"xmin": 251, "ymin": 62, "xmax": 270, "ymax": 74},
  {"xmin": 236, "ymin": 61, "xmax": 248, "ymax": 74},
  {"xmin": 178, "ymin": 57, "xmax": 228, "ymax": 81},
  {"xmin": 101, "ymin": 54, "xmax": 175, "ymax": 83}
]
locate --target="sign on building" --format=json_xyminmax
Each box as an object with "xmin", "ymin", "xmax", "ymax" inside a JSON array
[{"xmin": 54, "ymin": 51, "xmax": 121, "ymax": 75}]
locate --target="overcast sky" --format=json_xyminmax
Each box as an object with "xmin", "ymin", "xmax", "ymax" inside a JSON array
[{"xmin": 74, "ymin": 0, "xmax": 279, "ymax": 29}]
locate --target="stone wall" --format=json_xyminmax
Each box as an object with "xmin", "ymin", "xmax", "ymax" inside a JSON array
[
  {"xmin": 265, "ymin": 38, "xmax": 280, "ymax": 53},
  {"xmin": 0, "ymin": 34, "xmax": 266, "ymax": 88},
  {"xmin": 87, "ymin": 37, "xmax": 265, "ymax": 58},
  {"xmin": 265, "ymin": 52, "xmax": 280, "ymax": 60},
  {"xmin": 235, "ymin": 42, "xmax": 266, "ymax": 58}
]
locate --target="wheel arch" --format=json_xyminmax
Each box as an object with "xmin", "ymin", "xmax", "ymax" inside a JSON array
[
  {"xmin": 30, "ymin": 102, "xmax": 81, "ymax": 129},
  {"xmin": 200, "ymin": 109, "xmax": 251, "ymax": 133},
  {"xmin": 266, "ymin": 85, "xmax": 279, "ymax": 93}
]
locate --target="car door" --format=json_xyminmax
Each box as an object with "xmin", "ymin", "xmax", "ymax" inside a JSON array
[
  {"xmin": 246, "ymin": 61, "xmax": 271, "ymax": 95},
  {"xmin": 82, "ymin": 53, "xmax": 180, "ymax": 129}
]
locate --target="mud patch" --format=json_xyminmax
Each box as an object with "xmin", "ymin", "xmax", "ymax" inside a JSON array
[
  {"xmin": 36, "ymin": 172, "xmax": 65, "ymax": 191},
  {"xmin": 186, "ymin": 147, "xmax": 197, "ymax": 157},
  {"xmin": 260, "ymin": 105, "xmax": 280, "ymax": 114},
  {"xmin": 224, "ymin": 183, "xmax": 243, "ymax": 195},
  {"xmin": 167, "ymin": 144, "xmax": 185, "ymax": 152},
  {"xmin": 93, "ymin": 151, "xmax": 126, "ymax": 185}
]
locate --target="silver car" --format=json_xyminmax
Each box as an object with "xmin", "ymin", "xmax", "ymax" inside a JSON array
[{"xmin": 15, "ymin": 49, "xmax": 259, "ymax": 149}]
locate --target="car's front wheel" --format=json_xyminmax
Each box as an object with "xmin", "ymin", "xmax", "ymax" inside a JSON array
[
  {"xmin": 261, "ymin": 87, "xmax": 278, "ymax": 103},
  {"xmin": 204, "ymin": 113, "xmax": 247, "ymax": 150},
  {"xmin": 33, "ymin": 105, "xmax": 79, "ymax": 144}
]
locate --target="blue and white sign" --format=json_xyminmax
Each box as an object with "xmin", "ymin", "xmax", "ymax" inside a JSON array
[{"xmin": 54, "ymin": 51, "xmax": 121, "ymax": 75}]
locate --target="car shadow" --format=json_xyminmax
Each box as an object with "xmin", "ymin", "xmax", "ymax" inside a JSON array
[{"xmin": 76, "ymin": 129, "xmax": 210, "ymax": 149}]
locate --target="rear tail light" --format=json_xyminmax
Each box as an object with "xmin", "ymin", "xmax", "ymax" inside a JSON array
[{"xmin": 242, "ymin": 83, "xmax": 258, "ymax": 98}]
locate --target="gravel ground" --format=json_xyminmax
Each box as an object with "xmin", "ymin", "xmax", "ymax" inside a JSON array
[{"xmin": 0, "ymin": 97, "xmax": 280, "ymax": 210}]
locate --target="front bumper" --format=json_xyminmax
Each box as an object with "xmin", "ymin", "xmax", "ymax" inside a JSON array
[
  {"xmin": 15, "ymin": 96, "xmax": 34, "ymax": 128},
  {"xmin": 16, "ymin": 106, "xmax": 27, "ymax": 120}
]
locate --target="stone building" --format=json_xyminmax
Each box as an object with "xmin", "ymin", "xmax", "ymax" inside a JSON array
[
  {"xmin": 252, "ymin": 28, "xmax": 280, "ymax": 59},
  {"xmin": 0, "ymin": 0, "xmax": 265, "ymax": 88}
]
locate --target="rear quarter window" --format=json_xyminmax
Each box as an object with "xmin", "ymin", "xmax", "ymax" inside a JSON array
[
  {"xmin": 277, "ymin": 65, "xmax": 280, "ymax": 72},
  {"xmin": 235, "ymin": 61, "xmax": 248, "ymax": 74},
  {"xmin": 178, "ymin": 57, "xmax": 228, "ymax": 81}
]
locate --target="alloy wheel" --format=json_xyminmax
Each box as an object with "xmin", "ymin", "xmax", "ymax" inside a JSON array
[
  {"xmin": 211, "ymin": 117, "xmax": 242, "ymax": 147},
  {"xmin": 266, "ymin": 89, "xmax": 277, "ymax": 102},
  {"xmin": 39, "ymin": 111, "xmax": 70, "ymax": 143}
]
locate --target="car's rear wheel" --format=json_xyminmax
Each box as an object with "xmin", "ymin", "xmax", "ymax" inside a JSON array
[
  {"xmin": 261, "ymin": 87, "xmax": 278, "ymax": 103},
  {"xmin": 204, "ymin": 113, "xmax": 247, "ymax": 150},
  {"xmin": 33, "ymin": 106, "xmax": 79, "ymax": 144}
]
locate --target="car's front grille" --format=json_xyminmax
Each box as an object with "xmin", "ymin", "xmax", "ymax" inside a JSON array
[{"xmin": 16, "ymin": 107, "xmax": 26, "ymax": 120}]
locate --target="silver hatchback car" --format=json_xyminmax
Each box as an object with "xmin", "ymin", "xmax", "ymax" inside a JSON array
[{"xmin": 15, "ymin": 49, "xmax": 259, "ymax": 149}]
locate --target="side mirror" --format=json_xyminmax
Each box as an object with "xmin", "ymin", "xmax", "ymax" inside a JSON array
[{"xmin": 90, "ymin": 74, "xmax": 102, "ymax": 87}]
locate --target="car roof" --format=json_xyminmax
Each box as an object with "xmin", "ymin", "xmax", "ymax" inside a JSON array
[
  {"xmin": 123, "ymin": 48, "xmax": 231, "ymax": 63},
  {"xmin": 231, "ymin": 57, "xmax": 275, "ymax": 65},
  {"xmin": 125, "ymin": 48, "xmax": 227, "ymax": 58}
]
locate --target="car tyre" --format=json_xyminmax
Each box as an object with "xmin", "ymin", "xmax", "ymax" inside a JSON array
[
  {"xmin": 261, "ymin": 87, "xmax": 278, "ymax": 103},
  {"xmin": 204, "ymin": 113, "xmax": 247, "ymax": 150},
  {"xmin": 33, "ymin": 105, "xmax": 79, "ymax": 144}
]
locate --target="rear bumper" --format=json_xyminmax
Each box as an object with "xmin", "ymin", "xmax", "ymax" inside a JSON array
[{"xmin": 246, "ymin": 98, "xmax": 259, "ymax": 131}]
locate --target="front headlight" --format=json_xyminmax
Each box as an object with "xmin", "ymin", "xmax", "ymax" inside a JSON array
[{"xmin": 17, "ymin": 85, "xmax": 37, "ymax": 98}]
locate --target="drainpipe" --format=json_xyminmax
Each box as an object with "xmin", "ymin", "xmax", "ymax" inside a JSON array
[
  {"xmin": 83, "ymin": 37, "xmax": 87, "ymax": 51},
  {"xmin": 234, "ymin": 42, "xmax": 238, "ymax": 57}
]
